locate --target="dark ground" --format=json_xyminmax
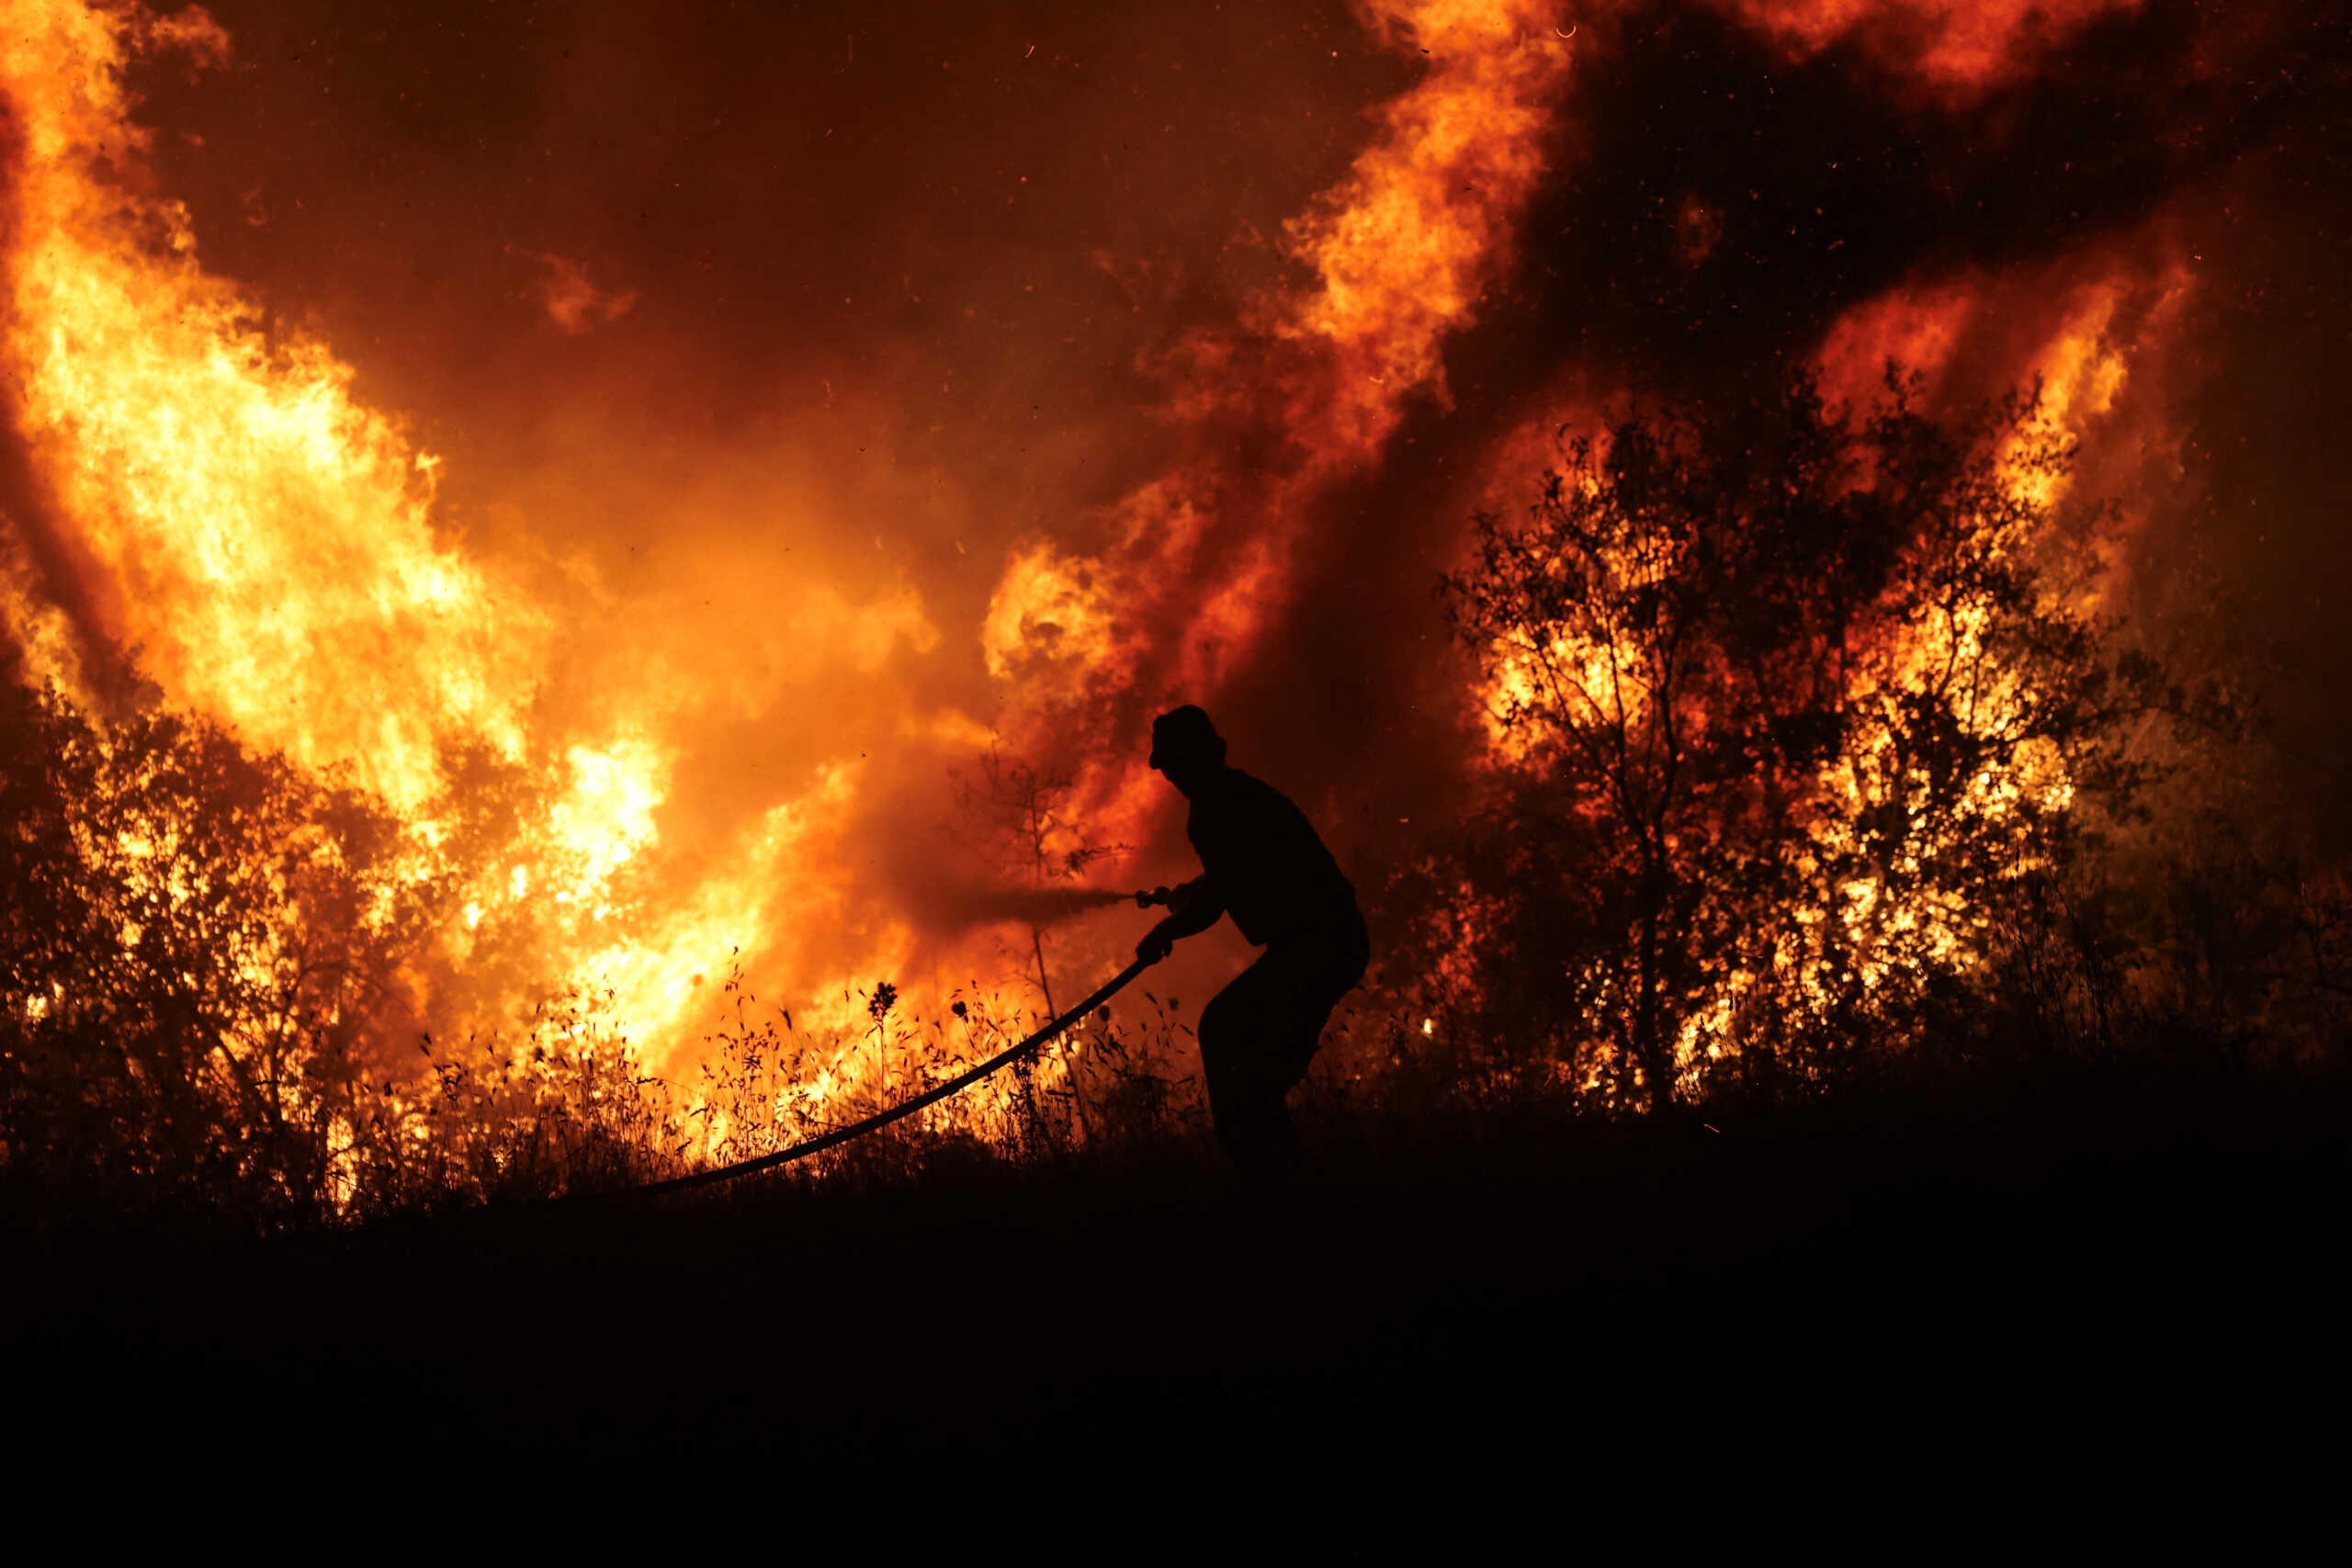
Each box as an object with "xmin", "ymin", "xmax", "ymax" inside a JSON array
[{"xmin": 6, "ymin": 1059, "xmax": 2345, "ymax": 1515}]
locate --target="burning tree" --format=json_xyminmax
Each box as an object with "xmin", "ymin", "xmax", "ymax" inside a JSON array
[
  {"xmin": 0, "ymin": 682, "xmax": 680, "ymax": 1224},
  {"xmin": 0, "ymin": 682, "xmax": 428, "ymax": 1216},
  {"xmin": 1429, "ymin": 375, "xmax": 2144, "ymax": 1107}
]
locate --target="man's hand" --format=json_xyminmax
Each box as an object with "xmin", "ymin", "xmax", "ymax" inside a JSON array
[{"xmin": 1136, "ymin": 919, "xmax": 1177, "ymax": 966}]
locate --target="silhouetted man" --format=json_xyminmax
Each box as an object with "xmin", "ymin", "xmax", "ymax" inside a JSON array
[{"xmin": 1136, "ymin": 705, "xmax": 1369, "ymax": 1175}]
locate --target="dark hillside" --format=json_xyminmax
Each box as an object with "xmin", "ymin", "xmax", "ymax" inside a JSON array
[{"xmin": 9, "ymin": 1058, "xmax": 2343, "ymax": 1497}]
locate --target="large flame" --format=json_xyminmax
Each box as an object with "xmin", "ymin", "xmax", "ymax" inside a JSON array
[
  {"xmin": 983, "ymin": 0, "xmax": 1579, "ymax": 855},
  {"xmin": 0, "ymin": 2, "xmax": 537, "ymax": 810},
  {"xmin": 0, "ymin": 1, "xmax": 808, "ymax": 1069},
  {"xmin": 0, "ymin": 0, "xmax": 1592, "ymax": 1094}
]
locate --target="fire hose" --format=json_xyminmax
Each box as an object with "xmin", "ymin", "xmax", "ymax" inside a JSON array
[{"xmin": 616, "ymin": 889, "xmax": 1179, "ymax": 1199}]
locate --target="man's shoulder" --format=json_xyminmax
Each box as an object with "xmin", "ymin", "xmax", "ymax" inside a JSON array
[
  {"xmin": 1189, "ymin": 769, "xmax": 1281, "ymax": 834},
  {"xmin": 1220, "ymin": 770, "xmax": 1317, "ymax": 835},
  {"xmin": 1224, "ymin": 767, "xmax": 1291, "ymax": 805}
]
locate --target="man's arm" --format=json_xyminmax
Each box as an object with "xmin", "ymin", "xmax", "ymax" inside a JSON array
[{"xmin": 1137, "ymin": 874, "xmax": 1223, "ymax": 964}]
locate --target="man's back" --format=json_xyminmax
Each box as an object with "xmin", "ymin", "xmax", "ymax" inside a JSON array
[{"xmin": 1185, "ymin": 767, "xmax": 1359, "ymax": 949}]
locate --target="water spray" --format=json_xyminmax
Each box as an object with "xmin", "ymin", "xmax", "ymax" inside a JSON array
[
  {"xmin": 928, "ymin": 883, "xmax": 1137, "ymax": 931},
  {"xmin": 922, "ymin": 882, "xmax": 1193, "ymax": 933}
]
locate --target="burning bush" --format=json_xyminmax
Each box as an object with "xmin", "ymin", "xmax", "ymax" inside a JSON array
[
  {"xmin": 0, "ymin": 673, "xmax": 1204, "ymax": 1225},
  {"xmin": 1413, "ymin": 373, "xmax": 2159, "ymax": 1106},
  {"xmin": 0, "ymin": 682, "xmax": 423, "ymax": 1220},
  {"xmin": 0, "ymin": 682, "xmax": 677, "ymax": 1225}
]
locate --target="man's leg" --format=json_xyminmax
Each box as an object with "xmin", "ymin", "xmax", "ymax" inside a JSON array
[
  {"xmin": 1198, "ymin": 951, "xmax": 1346, "ymax": 1177},
  {"xmin": 1198, "ymin": 958, "xmax": 1295, "ymax": 1174}
]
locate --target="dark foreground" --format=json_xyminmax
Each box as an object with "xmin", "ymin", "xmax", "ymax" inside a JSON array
[{"xmin": 7, "ymin": 1060, "xmax": 2346, "ymax": 1506}]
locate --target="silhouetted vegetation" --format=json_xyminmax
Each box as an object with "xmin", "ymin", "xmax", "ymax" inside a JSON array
[
  {"xmin": 3, "ymin": 373, "xmax": 2346, "ymax": 1237},
  {"xmin": 2, "ymin": 391, "xmax": 2346, "ymax": 1500},
  {"xmin": 0, "ymin": 683, "xmax": 694, "ymax": 1229},
  {"xmin": 1398, "ymin": 372, "xmax": 2346, "ymax": 1110},
  {"xmin": 11, "ymin": 1045, "xmax": 2346, "ymax": 1482},
  {"xmin": 0, "ymin": 674, "xmax": 1209, "ymax": 1231},
  {"xmin": 1, "ymin": 682, "xmax": 416, "ymax": 1224}
]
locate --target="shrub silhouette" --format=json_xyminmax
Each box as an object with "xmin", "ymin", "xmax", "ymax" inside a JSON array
[
  {"xmin": 5, "ymin": 370, "xmax": 2346, "ymax": 1228},
  {"xmin": 1419, "ymin": 374, "xmax": 2160, "ymax": 1107}
]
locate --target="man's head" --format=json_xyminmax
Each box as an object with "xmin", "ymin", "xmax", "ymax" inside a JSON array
[{"xmin": 1148, "ymin": 705, "xmax": 1227, "ymax": 790}]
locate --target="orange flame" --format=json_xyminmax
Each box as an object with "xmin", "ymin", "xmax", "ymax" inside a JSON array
[
  {"xmin": 0, "ymin": 1, "xmax": 738, "ymax": 1066},
  {"xmin": 985, "ymin": 0, "xmax": 1580, "ymax": 853},
  {"xmin": 1703, "ymin": 0, "xmax": 2145, "ymax": 100},
  {"xmin": 0, "ymin": 1, "xmax": 539, "ymax": 810},
  {"xmin": 1458, "ymin": 204, "xmax": 2198, "ymax": 1089},
  {"xmin": 0, "ymin": 0, "xmax": 1590, "ymax": 1107}
]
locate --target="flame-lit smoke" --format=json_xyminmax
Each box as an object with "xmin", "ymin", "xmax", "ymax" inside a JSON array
[
  {"xmin": 509, "ymin": 247, "xmax": 639, "ymax": 337},
  {"xmin": 981, "ymin": 0, "xmax": 1579, "ymax": 867},
  {"xmin": 1703, "ymin": 0, "xmax": 2144, "ymax": 101}
]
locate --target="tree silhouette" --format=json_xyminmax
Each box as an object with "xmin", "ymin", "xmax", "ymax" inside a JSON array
[
  {"xmin": 1431, "ymin": 374, "xmax": 2144, "ymax": 1107},
  {"xmin": 0, "ymin": 682, "xmax": 430, "ymax": 1216}
]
